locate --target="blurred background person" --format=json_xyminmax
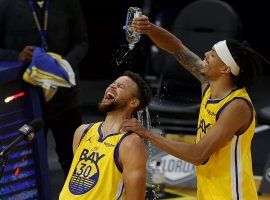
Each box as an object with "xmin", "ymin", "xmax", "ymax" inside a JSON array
[{"xmin": 0, "ymin": 0, "xmax": 88, "ymax": 177}]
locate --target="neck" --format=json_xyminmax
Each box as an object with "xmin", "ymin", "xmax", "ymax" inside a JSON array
[
  {"xmin": 102, "ymin": 110, "xmax": 132, "ymax": 135},
  {"xmin": 209, "ymin": 77, "xmax": 236, "ymax": 99}
]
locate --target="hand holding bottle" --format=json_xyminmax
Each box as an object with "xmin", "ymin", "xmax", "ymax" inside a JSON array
[
  {"xmin": 123, "ymin": 7, "xmax": 142, "ymax": 50},
  {"xmin": 131, "ymin": 15, "xmax": 152, "ymax": 34}
]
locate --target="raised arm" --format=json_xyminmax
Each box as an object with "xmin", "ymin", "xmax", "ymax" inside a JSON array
[
  {"xmin": 119, "ymin": 134, "xmax": 147, "ymax": 200},
  {"xmin": 132, "ymin": 16, "xmax": 208, "ymax": 88}
]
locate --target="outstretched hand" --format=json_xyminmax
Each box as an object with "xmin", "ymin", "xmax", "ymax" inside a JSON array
[{"xmin": 121, "ymin": 118, "xmax": 149, "ymax": 139}]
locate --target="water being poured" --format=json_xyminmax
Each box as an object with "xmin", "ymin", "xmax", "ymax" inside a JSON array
[
  {"xmin": 111, "ymin": 7, "xmax": 141, "ymax": 67},
  {"xmin": 111, "ymin": 43, "xmax": 134, "ymax": 67},
  {"xmin": 115, "ymin": 49, "xmax": 132, "ymax": 66},
  {"xmin": 137, "ymin": 107, "xmax": 160, "ymax": 200}
]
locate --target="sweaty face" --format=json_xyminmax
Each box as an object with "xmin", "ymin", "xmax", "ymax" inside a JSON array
[
  {"xmin": 98, "ymin": 76, "xmax": 138, "ymax": 113},
  {"xmin": 201, "ymin": 48, "xmax": 226, "ymax": 79}
]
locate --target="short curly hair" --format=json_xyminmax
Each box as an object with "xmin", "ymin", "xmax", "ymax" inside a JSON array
[{"xmin": 123, "ymin": 71, "xmax": 152, "ymax": 112}]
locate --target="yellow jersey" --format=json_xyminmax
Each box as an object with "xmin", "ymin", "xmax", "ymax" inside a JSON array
[
  {"xmin": 196, "ymin": 85, "xmax": 258, "ymax": 200},
  {"xmin": 59, "ymin": 122, "xmax": 130, "ymax": 200}
]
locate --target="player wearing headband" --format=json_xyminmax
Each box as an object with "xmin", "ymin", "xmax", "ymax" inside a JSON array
[{"xmin": 121, "ymin": 16, "xmax": 269, "ymax": 200}]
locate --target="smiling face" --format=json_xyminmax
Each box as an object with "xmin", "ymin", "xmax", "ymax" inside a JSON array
[
  {"xmin": 98, "ymin": 76, "xmax": 139, "ymax": 113},
  {"xmin": 201, "ymin": 48, "xmax": 229, "ymax": 79}
]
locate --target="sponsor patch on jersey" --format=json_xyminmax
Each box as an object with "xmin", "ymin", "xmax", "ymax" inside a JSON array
[{"xmin": 104, "ymin": 142, "xmax": 115, "ymax": 147}]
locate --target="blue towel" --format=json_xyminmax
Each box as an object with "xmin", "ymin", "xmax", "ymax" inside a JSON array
[{"xmin": 23, "ymin": 47, "xmax": 76, "ymax": 101}]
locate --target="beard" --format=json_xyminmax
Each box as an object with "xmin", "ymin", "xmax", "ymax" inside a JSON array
[
  {"xmin": 98, "ymin": 99, "xmax": 126, "ymax": 113},
  {"xmin": 98, "ymin": 101, "xmax": 117, "ymax": 113}
]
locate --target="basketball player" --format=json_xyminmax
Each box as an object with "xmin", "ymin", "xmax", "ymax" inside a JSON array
[
  {"xmin": 121, "ymin": 16, "xmax": 269, "ymax": 199},
  {"xmin": 59, "ymin": 71, "xmax": 152, "ymax": 200}
]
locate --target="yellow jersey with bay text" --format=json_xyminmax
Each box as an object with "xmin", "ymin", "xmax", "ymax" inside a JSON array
[
  {"xmin": 59, "ymin": 122, "xmax": 129, "ymax": 200},
  {"xmin": 196, "ymin": 86, "xmax": 258, "ymax": 200}
]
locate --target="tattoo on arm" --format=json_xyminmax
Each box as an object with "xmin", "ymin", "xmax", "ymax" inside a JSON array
[{"xmin": 173, "ymin": 46, "xmax": 208, "ymax": 84}]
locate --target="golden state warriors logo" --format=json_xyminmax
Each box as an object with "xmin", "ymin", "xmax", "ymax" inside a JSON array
[{"xmin": 69, "ymin": 149, "xmax": 105, "ymax": 195}]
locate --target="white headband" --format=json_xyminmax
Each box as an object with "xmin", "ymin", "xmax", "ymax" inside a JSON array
[{"xmin": 214, "ymin": 40, "xmax": 240, "ymax": 76}]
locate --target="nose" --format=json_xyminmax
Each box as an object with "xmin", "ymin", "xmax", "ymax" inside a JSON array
[{"xmin": 204, "ymin": 51, "xmax": 209, "ymax": 57}]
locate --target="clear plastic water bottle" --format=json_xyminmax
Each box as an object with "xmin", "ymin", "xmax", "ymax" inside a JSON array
[
  {"xmin": 152, "ymin": 160, "xmax": 165, "ymax": 194},
  {"xmin": 124, "ymin": 7, "xmax": 142, "ymax": 50}
]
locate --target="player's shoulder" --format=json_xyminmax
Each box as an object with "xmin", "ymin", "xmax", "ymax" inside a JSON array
[
  {"xmin": 76, "ymin": 124, "xmax": 89, "ymax": 134},
  {"xmin": 120, "ymin": 132, "xmax": 145, "ymax": 150},
  {"xmin": 224, "ymin": 97, "xmax": 252, "ymax": 114},
  {"xmin": 74, "ymin": 124, "xmax": 94, "ymax": 141}
]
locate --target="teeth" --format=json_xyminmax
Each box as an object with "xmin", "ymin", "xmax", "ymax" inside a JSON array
[
  {"xmin": 107, "ymin": 92, "xmax": 115, "ymax": 99},
  {"xmin": 203, "ymin": 60, "xmax": 208, "ymax": 66}
]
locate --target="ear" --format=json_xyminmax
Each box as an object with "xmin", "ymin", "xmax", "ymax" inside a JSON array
[
  {"xmin": 221, "ymin": 65, "xmax": 231, "ymax": 75},
  {"xmin": 129, "ymin": 98, "xmax": 140, "ymax": 109}
]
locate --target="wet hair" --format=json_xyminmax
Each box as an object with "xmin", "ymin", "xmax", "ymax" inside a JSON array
[
  {"xmin": 123, "ymin": 71, "xmax": 152, "ymax": 112},
  {"xmin": 226, "ymin": 39, "xmax": 270, "ymax": 89}
]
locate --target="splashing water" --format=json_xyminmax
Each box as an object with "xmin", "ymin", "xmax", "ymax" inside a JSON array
[
  {"xmin": 129, "ymin": 43, "xmax": 135, "ymax": 50},
  {"xmin": 137, "ymin": 107, "xmax": 159, "ymax": 200},
  {"xmin": 137, "ymin": 110, "xmax": 144, "ymax": 125},
  {"xmin": 115, "ymin": 49, "xmax": 132, "ymax": 66},
  {"xmin": 145, "ymin": 107, "xmax": 152, "ymax": 130},
  {"xmin": 111, "ymin": 42, "xmax": 136, "ymax": 67}
]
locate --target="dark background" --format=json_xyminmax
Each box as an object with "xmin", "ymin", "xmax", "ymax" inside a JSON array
[{"xmin": 78, "ymin": 0, "xmax": 270, "ymax": 80}]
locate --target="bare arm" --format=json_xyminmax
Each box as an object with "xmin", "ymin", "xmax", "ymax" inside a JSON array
[
  {"xmin": 132, "ymin": 16, "xmax": 208, "ymax": 88},
  {"xmin": 122, "ymin": 99, "xmax": 252, "ymax": 165},
  {"xmin": 119, "ymin": 134, "xmax": 147, "ymax": 200},
  {"xmin": 72, "ymin": 124, "xmax": 88, "ymax": 154}
]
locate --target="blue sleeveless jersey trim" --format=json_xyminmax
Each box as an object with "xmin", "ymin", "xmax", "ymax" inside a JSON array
[
  {"xmin": 202, "ymin": 83, "xmax": 210, "ymax": 98},
  {"xmin": 216, "ymin": 97, "xmax": 253, "ymax": 121},
  {"xmin": 206, "ymin": 88, "xmax": 240, "ymax": 105},
  {"xmin": 234, "ymin": 135, "xmax": 240, "ymax": 200},
  {"xmin": 114, "ymin": 132, "xmax": 133, "ymax": 172},
  {"xmin": 79, "ymin": 123, "xmax": 94, "ymax": 144},
  {"xmin": 98, "ymin": 122, "xmax": 122, "ymax": 142}
]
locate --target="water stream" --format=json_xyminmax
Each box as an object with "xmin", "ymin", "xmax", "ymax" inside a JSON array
[{"xmin": 137, "ymin": 107, "xmax": 160, "ymax": 200}]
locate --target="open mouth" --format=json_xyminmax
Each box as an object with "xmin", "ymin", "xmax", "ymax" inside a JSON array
[
  {"xmin": 203, "ymin": 59, "xmax": 208, "ymax": 67},
  {"xmin": 104, "ymin": 91, "xmax": 116, "ymax": 101},
  {"xmin": 202, "ymin": 59, "xmax": 209, "ymax": 69}
]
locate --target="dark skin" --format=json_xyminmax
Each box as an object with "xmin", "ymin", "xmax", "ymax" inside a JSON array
[{"xmin": 18, "ymin": 45, "xmax": 35, "ymax": 63}]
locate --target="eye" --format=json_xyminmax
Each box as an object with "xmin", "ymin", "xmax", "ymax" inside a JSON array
[
  {"xmin": 118, "ymin": 83, "xmax": 125, "ymax": 89},
  {"xmin": 211, "ymin": 50, "xmax": 217, "ymax": 58}
]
